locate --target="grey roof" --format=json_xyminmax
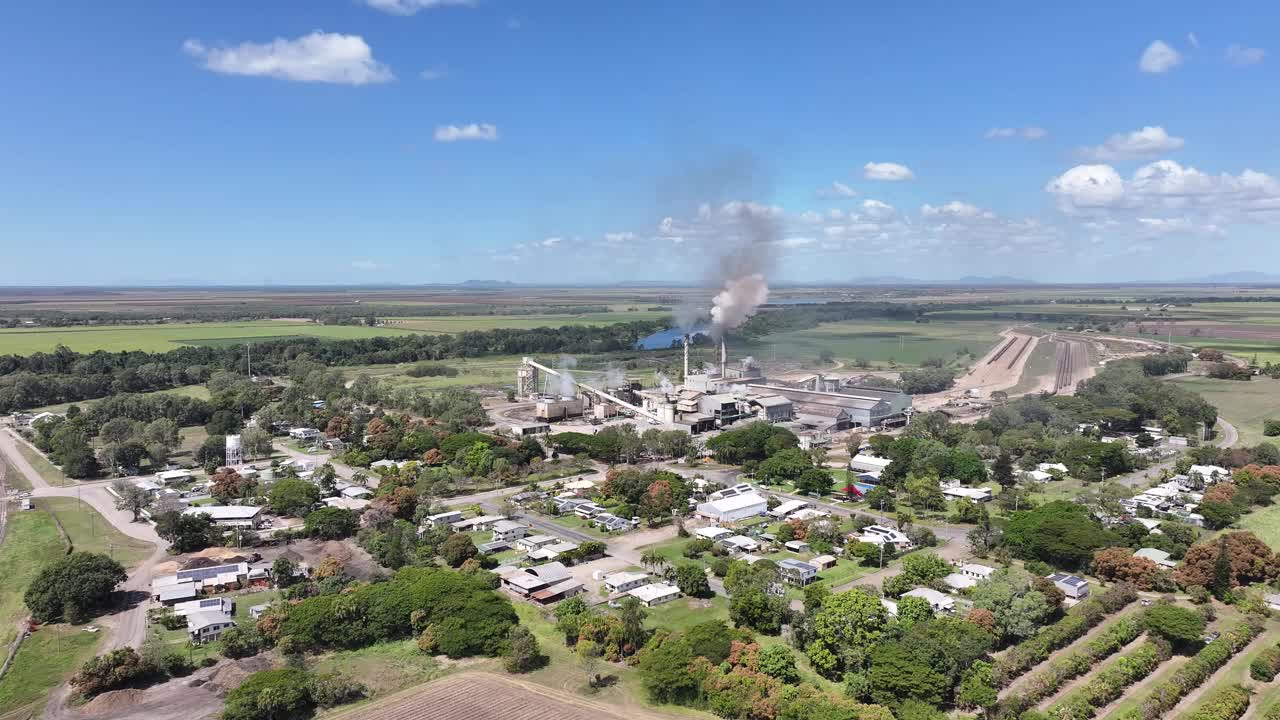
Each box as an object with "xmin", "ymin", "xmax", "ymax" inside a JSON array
[
  {"xmin": 187, "ymin": 610, "xmax": 234, "ymax": 631},
  {"xmin": 158, "ymin": 584, "xmax": 198, "ymax": 602},
  {"xmin": 779, "ymin": 559, "xmax": 817, "ymax": 572},
  {"xmin": 1048, "ymin": 573, "xmax": 1088, "ymax": 586}
]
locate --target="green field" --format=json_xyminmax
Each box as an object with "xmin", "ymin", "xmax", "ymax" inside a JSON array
[
  {"xmin": 0, "ymin": 310, "xmax": 668, "ymax": 355},
  {"xmin": 0, "ymin": 320, "xmax": 424, "ymax": 354},
  {"xmin": 30, "ymin": 383, "xmax": 211, "ymax": 414},
  {"xmin": 0, "ymin": 509, "xmax": 66, "ymax": 649},
  {"xmin": 13, "ymin": 437, "xmax": 70, "ymax": 487},
  {"xmin": 740, "ymin": 318, "xmax": 1008, "ymax": 368},
  {"xmin": 37, "ymin": 496, "xmax": 155, "ymax": 569},
  {"xmin": 1170, "ymin": 376, "xmax": 1280, "ymax": 447},
  {"xmin": 0, "ymin": 624, "xmax": 102, "ymax": 716}
]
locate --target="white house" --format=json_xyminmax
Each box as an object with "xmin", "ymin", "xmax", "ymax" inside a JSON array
[
  {"xmin": 942, "ymin": 486, "xmax": 993, "ymax": 503},
  {"xmin": 770, "ymin": 499, "xmax": 809, "ymax": 519},
  {"xmin": 849, "ymin": 454, "xmax": 892, "ymax": 473},
  {"xmin": 957, "ymin": 562, "xmax": 995, "ymax": 580},
  {"xmin": 527, "ymin": 541, "xmax": 580, "ymax": 562},
  {"xmin": 516, "ymin": 534, "xmax": 561, "ymax": 552},
  {"xmin": 695, "ymin": 526, "xmax": 733, "ymax": 541},
  {"xmin": 697, "ymin": 492, "xmax": 768, "ymax": 523},
  {"xmin": 288, "ymin": 427, "xmax": 321, "ymax": 442},
  {"xmin": 604, "ymin": 571, "xmax": 650, "ymax": 593},
  {"xmin": 942, "ymin": 573, "xmax": 977, "ymax": 592},
  {"xmin": 902, "ymin": 587, "xmax": 955, "ymax": 614},
  {"xmin": 784, "ymin": 540, "xmax": 811, "ymax": 554},
  {"xmin": 1134, "ymin": 548, "xmax": 1177, "ymax": 568},
  {"xmin": 172, "ymin": 597, "xmax": 235, "ymax": 618},
  {"xmin": 424, "ymin": 510, "xmax": 464, "ymax": 528},
  {"xmin": 855, "ymin": 525, "xmax": 913, "ymax": 550},
  {"xmin": 491, "ymin": 520, "xmax": 530, "ymax": 542},
  {"xmin": 709, "ymin": 483, "xmax": 755, "ymax": 501},
  {"xmin": 187, "ymin": 611, "xmax": 236, "ymax": 644},
  {"xmin": 628, "ymin": 582, "xmax": 681, "ymax": 607},
  {"xmin": 1037, "ymin": 463, "xmax": 1069, "ymax": 475},
  {"xmin": 182, "ymin": 505, "xmax": 263, "ymax": 528},
  {"xmin": 1188, "ymin": 465, "xmax": 1229, "ymax": 486},
  {"xmin": 720, "ymin": 535, "xmax": 760, "ymax": 554},
  {"xmin": 156, "ymin": 469, "xmax": 193, "ymax": 485},
  {"xmin": 1021, "ymin": 470, "xmax": 1054, "ymax": 483},
  {"xmin": 1047, "ymin": 573, "xmax": 1091, "ymax": 600},
  {"xmin": 450, "ymin": 514, "xmax": 505, "ymax": 532}
]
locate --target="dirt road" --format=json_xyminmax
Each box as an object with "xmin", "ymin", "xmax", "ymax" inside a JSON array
[{"xmin": 916, "ymin": 328, "xmax": 1042, "ymax": 409}]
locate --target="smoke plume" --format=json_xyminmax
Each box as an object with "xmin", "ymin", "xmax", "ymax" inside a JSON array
[
  {"xmin": 556, "ymin": 355, "xmax": 578, "ymax": 397},
  {"xmin": 656, "ymin": 372, "xmax": 675, "ymax": 394},
  {"xmin": 708, "ymin": 202, "xmax": 778, "ymax": 337}
]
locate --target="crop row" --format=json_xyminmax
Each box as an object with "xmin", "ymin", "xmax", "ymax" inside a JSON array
[
  {"xmin": 995, "ymin": 584, "xmax": 1138, "ymax": 688},
  {"xmin": 998, "ymin": 616, "xmax": 1144, "ymax": 718},
  {"xmin": 1114, "ymin": 620, "xmax": 1262, "ymax": 720},
  {"xmin": 1046, "ymin": 639, "xmax": 1171, "ymax": 720}
]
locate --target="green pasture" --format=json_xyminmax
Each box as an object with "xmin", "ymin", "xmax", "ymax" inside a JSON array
[
  {"xmin": 383, "ymin": 309, "xmax": 669, "ymax": 333},
  {"xmin": 1170, "ymin": 375, "xmax": 1280, "ymax": 447},
  {"xmin": 0, "ymin": 320, "xmax": 420, "ymax": 354},
  {"xmin": 739, "ymin": 319, "xmax": 1007, "ymax": 368}
]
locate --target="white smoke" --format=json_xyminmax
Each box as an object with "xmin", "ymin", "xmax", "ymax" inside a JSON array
[
  {"xmin": 556, "ymin": 355, "xmax": 578, "ymax": 397},
  {"xmin": 656, "ymin": 372, "xmax": 675, "ymax": 394},
  {"xmin": 604, "ymin": 366, "xmax": 627, "ymax": 389},
  {"xmin": 710, "ymin": 273, "xmax": 769, "ymax": 333}
]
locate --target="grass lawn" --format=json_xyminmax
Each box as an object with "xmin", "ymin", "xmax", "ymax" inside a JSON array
[
  {"xmin": 1170, "ymin": 376, "xmax": 1280, "ymax": 448},
  {"xmin": 13, "ymin": 437, "xmax": 71, "ymax": 487},
  {"xmin": 0, "ymin": 623, "xmax": 103, "ymax": 716},
  {"xmin": 0, "ymin": 509, "xmax": 66, "ymax": 649},
  {"xmin": 37, "ymin": 496, "xmax": 155, "ymax": 569},
  {"xmin": 638, "ymin": 595, "xmax": 731, "ymax": 632},
  {"xmin": 3, "ymin": 458, "xmax": 32, "ymax": 492},
  {"xmin": 0, "ymin": 320, "xmax": 423, "ymax": 355},
  {"xmin": 310, "ymin": 638, "xmax": 455, "ymax": 700},
  {"xmin": 1234, "ymin": 503, "xmax": 1280, "ymax": 548},
  {"xmin": 547, "ymin": 514, "xmax": 610, "ymax": 538},
  {"xmin": 232, "ymin": 590, "xmax": 280, "ymax": 620},
  {"xmin": 1178, "ymin": 626, "xmax": 1280, "ymax": 717},
  {"xmin": 148, "ymin": 622, "xmax": 220, "ymax": 664},
  {"xmin": 739, "ymin": 318, "xmax": 1007, "ymax": 369}
]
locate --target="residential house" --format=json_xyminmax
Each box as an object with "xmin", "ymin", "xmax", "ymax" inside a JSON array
[
  {"xmin": 573, "ymin": 502, "xmax": 607, "ymax": 519},
  {"xmin": 187, "ymin": 611, "xmax": 236, "ymax": 644},
  {"xmin": 789, "ymin": 508, "xmax": 831, "ymax": 522},
  {"xmin": 956, "ymin": 562, "xmax": 995, "ymax": 581},
  {"xmin": 942, "ymin": 485, "xmax": 993, "ymax": 503},
  {"xmin": 849, "ymin": 454, "xmax": 892, "ymax": 473},
  {"xmin": 855, "ymin": 525, "xmax": 913, "ymax": 551},
  {"xmin": 491, "ymin": 520, "xmax": 530, "ymax": 543},
  {"xmin": 500, "ymin": 562, "xmax": 573, "ymax": 598},
  {"xmin": 1134, "ymin": 547, "xmax": 1177, "ymax": 568},
  {"xmin": 424, "ymin": 510, "xmax": 464, "ymax": 528},
  {"xmin": 527, "ymin": 541, "xmax": 580, "ymax": 563},
  {"xmin": 902, "ymin": 587, "xmax": 956, "ymax": 614},
  {"xmin": 152, "ymin": 562, "xmax": 251, "ymax": 601},
  {"xmin": 720, "ymin": 535, "xmax": 760, "ymax": 554},
  {"xmin": 1047, "ymin": 573, "xmax": 1091, "ymax": 600},
  {"xmin": 478, "ymin": 540, "xmax": 510, "ymax": 554},
  {"xmin": 628, "ymin": 582, "xmax": 682, "ymax": 607},
  {"xmin": 604, "ymin": 572, "xmax": 651, "ymax": 593},
  {"xmin": 1021, "ymin": 470, "xmax": 1054, "ymax": 483},
  {"xmin": 696, "ymin": 492, "xmax": 768, "ymax": 523},
  {"xmin": 1188, "ymin": 465, "xmax": 1229, "ymax": 487},
  {"xmin": 942, "ymin": 573, "xmax": 977, "ymax": 592},
  {"xmin": 530, "ymin": 578, "xmax": 585, "ymax": 605},
  {"xmin": 695, "ymin": 526, "xmax": 733, "ymax": 542},
  {"xmin": 811, "ymin": 554, "xmax": 837, "ymax": 570},
  {"xmin": 172, "ymin": 597, "xmax": 235, "ymax": 618},
  {"xmin": 1037, "ymin": 463, "xmax": 1069, "ymax": 475},
  {"xmin": 770, "ymin": 500, "xmax": 809, "ymax": 519},
  {"xmin": 156, "ymin": 469, "xmax": 193, "ymax": 485},
  {"xmin": 778, "ymin": 559, "xmax": 818, "ymax": 586},
  {"xmin": 593, "ymin": 513, "xmax": 633, "ymax": 532},
  {"xmin": 784, "ymin": 540, "xmax": 811, "ymax": 554},
  {"xmin": 450, "ymin": 514, "xmax": 505, "ymax": 532},
  {"xmin": 517, "ymin": 535, "xmax": 561, "ymax": 552},
  {"xmin": 182, "ymin": 505, "xmax": 263, "ymax": 528},
  {"xmin": 563, "ymin": 479, "xmax": 596, "ymax": 496},
  {"xmin": 288, "ymin": 428, "xmax": 321, "ymax": 442},
  {"xmin": 249, "ymin": 604, "xmax": 270, "ymax": 620}
]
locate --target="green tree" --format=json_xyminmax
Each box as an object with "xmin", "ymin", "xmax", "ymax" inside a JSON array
[
  {"xmin": 638, "ymin": 636, "xmax": 699, "ymax": 704},
  {"xmin": 504, "ymin": 625, "xmax": 546, "ymax": 673},
  {"xmin": 269, "ymin": 478, "xmax": 321, "ymax": 517},
  {"xmin": 896, "ymin": 595, "xmax": 935, "ymax": 626},
  {"xmin": 674, "ymin": 563, "xmax": 711, "ymax": 598},
  {"xmin": 1003, "ymin": 500, "xmax": 1115, "ymax": 569},
  {"xmin": 758, "ymin": 448, "xmax": 813, "ymax": 485},
  {"xmin": 220, "ymin": 624, "xmax": 266, "ymax": 659},
  {"xmin": 111, "ymin": 479, "xmax": 151, "ymax": 521},
  {"xmin": 992, "ymin": 451, "xmax": 1015, "ymax": 489},
  {"xmin": 808, "ymin": 589, "xmax": 889, "ymax": 678},
  {"xmin": 304, "ymin": 507, "xmax": 359, "ymax": 540},
  {"xmin": 1144, "ymin": 604, "xmax": 1206, "ymax": 648},
  {"xmin": 24, "ymin": 552, "xmax": 127, "ymax": 624},
  {"xmin": 957, "ymin": 660, "xmax": 999, "ymax": 714},
  {"xmin": 684, "ymin": 620, "xmax": 734, "ymax": 663},
  {"xmin": 440, "ymin": 533, "xmax": 478, "ymax": 568},
  {"xmin": 154, "ymin": 510, "xmax": 217, "ymax": 553},
  {"xmin": 222, "ymin": 668, "xmax": 314, "ymax": 720},
  {"xmin": 617, "ymin": 597, "xmax": 649, "ymax": 653},
  {"xmin": 795, "ymin": 467, "xmax": 834, "ymax": 496},
  {"xmin": 867, "ymin": 642, "xmax": 946, "ymax": 705},
  {"xmin": 759, "ymin": 644, "xmax": 799, "ymax": 683},
  {"xmin": 729, "ymin": 587, "xmax": 789, "ymax": 635}
]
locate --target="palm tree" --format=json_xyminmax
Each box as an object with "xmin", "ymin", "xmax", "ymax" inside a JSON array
[{"xmin": 641, "ymin": 549, "xmax": 665, "ymax": 572}]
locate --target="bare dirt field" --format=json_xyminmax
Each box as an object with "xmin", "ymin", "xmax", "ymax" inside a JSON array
[{"xmin": 335, "ymin": 672, "xmax": 679, "ymax": 720}]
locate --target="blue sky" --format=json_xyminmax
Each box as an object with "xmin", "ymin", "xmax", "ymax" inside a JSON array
[{"xmin": 0, "ymin": 1, "xmax": 1276, "ymax": 285}]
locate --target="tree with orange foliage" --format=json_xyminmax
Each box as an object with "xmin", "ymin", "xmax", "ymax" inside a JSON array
[
  {"xmin": 422, "ymin": 448, "xmax": 444, "ymax": 465},
  {"xmin": 787, "ymin": 518, "xmax": 810, "ymax": 541},
  {"xmin": 210, "ymin": 468, "xmax": 255, "ymax": 501},
  {"xmin": 1092, "ymin": 547, "xmax": 1160, "ymax": 590},
  {"xmin": 1203, "ymin": 483, "xmax": 1237, "ymax": 504},
  {"xmin": 1175, "ymin": 531, "xmax": 1280, "ymax": 590},
  {"xmin": 371, "ymin": 486, "xmax": 418, "ymax": 520},
  {"xmin": 324, "ymin": 414, "xmax": 352, "ymax": 439},
  {"xmin": 966, "ymin": 608, "xmax": 997, "ymax": 635}
]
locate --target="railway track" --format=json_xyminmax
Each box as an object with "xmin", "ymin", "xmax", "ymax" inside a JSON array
[
  {"xmin": 988, "ymin": 337, "xmax": 1019, "ymax": 365},
  {"xmin": 1053, "ymin": 339, "xmax": 1088, "ymax": 393}
]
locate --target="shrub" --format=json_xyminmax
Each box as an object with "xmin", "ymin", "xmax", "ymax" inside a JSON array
[
  {"xmin": 1144, "ymin": 604, "xmax": 1207, "ymax": 648},
  {"xmin": 999, "ymin": 616, "xmax": 1143, "ymax": 717},
  {"xmin": 994, "ymin": 584, "xmax": 1136, "ymax": 687},
  {"xmin": 219, "ymin": 624, "xmax": 266, "ymax": 659},
  {"xmin": 1251, "ymin": 644, "xmax": 1280, "ymax": 682},
  {"xmin": 1050, "ymin": 640, "xmax": 1169, "ymax": 719},
  {"xmin": 1138, "ymin": 622, "xmax": 1260, "ymax": 720},
  {"xmin": 222, "ymin": 668, "xmax": 314, "ymax": 720},
  {"xmin": 1184, "ymin": 683, "xmax": 1252, "ymax": 720},
  {"xmin": 70, "ymin": 648, "xmax": 162, "ymax": 698}
]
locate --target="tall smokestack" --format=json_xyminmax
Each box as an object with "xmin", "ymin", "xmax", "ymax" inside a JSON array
[
  {"xmin": 683, "ymin": 334, "xmax": 690, "ymax": 380},
  {"xmin": 720, "ymin": 339, "xmax": 727, "ymax": 378}
]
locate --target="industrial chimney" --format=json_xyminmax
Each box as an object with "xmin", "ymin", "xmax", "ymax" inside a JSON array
[
  {"xmin": 720, "ymin": 339, "xmax": 728, "ymax": 378},
  {"xmin": 682, "ymin": 334, "xmax": 690, "ymax": 380}
]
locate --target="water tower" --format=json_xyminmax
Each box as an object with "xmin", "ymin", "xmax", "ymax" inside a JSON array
[{"xmin": 225, "ymin": 434, "xmax": 243, "ymax": 466}]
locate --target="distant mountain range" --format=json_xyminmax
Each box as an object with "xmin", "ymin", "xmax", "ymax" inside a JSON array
[
  {"xmin": 1174, "ymin": 271, "xmax": 1280, "ymax": 284},
  {"xmin": 848, "ymin": 275, "xmax": 1038, "ymax": 286}
]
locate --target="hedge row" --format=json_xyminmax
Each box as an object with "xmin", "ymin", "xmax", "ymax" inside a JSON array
[
  {"xmin": 1251, "ymin": 644, "xmax": 1280, "ymax": 682},
  {"xmin": 1046, "ymin": 639, "xmax": 1170, "ymax": 720},
  {"xmin": 995, "ymin": 584, "xmax": 1138, "ymax": 687},
  {"xmin": 1262, "ymin": 700, "xmax": 1280, "ymax": 720},
  {"xmin": 999, "ymin": 616, "xmax": 1144, "ymax": 718},
  {"xmin": 1114, "ymin": 621, "xmax": 1262, "ymax": 720},
  {"xmin": 1184, "ymin": 683, "xmax": 1252, "ymax": 720}
]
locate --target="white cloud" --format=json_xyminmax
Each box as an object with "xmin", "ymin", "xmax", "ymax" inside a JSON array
[
  {"xmin": 860, "ymin": 199, "xmax": 896, "ymax": 220},
  {"xmin": 775, "ymin": 237, "xmax": 816, "ymax": 248},
  {"xmin": 351, "ymin": 259, "xmax": 380, "ymax": 270},
  {"xmin": 365, "ymin": 0, "xmax": 474, "ymax": 15},
  {"xmin": 863, "ymin": 162, "xmax": 915, "ymax": 181},
  {"xmin": 539, "ymin": 237, "xmax": 561, "ymax": 248},
  {"xmin": 1079, "ymin": 126, "xmax": 1185, "ymax": 161},
  {"xmin": 433, "ymin": 123, "xmax": 498, "ymax": 142},
  {"xmin": 183, "ymin": 32, "xmax": 393, "ymax": 85},
  {"xmin": 420, "ymin": 66, "xmax": 449, "ymax": 80},
  {"xmin": 985, "ymin": 126, "xmax": 1048, "ymax": 140},
  {"xmin": 1048, "ymin": 160, "xmax": 1280, "ymax": 221},
  {"xmin": 1140, "ymin": 40, "xmax": 1182, "ymax": 73},
  {"xmin": 1137, "ymin": 217, "xmax": 1224, "ymax": 236},
  {"xmin": 817, "ymin": 181, "xmax": 857, "ymax": 198},
  {"xmin": 603, "ymin": 232, "xmax": 636, "ymax": 244},
  {"xmin": 1226, "ymin": 44, "xmax": 1266, "ymax": 66},
  {"xmin": 799, "ymin": 211, "xmax": 823, "ymax": 224},
  {"xmin": 921, "ymin": 201, "xmax": 992, "ymax": 219},
  {"xmin": 1045, "ymin": 164, "xmax": 1129, "ymax": 211},
  {"xmin": 1188, "ymin": 32, "xmax": 1200, "ymax": 49}
]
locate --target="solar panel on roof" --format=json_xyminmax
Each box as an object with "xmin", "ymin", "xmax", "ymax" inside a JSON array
[{"xmin": 176, "ymin": 563, "xmax": 242, "ymax": 582}]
